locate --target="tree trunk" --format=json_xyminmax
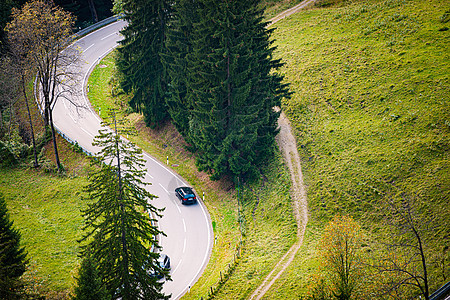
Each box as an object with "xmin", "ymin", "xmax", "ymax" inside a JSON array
[
  {"xmin": 8, "ymin": 97, "xmax": 14, "ymax": 140},
  {"xmin": 114, "ymin": 114, "xmax": 131, "ymax": 298},
  {"xmin": 411, "ymin": 214, "xmax": 429, "ymax": 300},
  {"xmin": 43, "ymin": 93, "xmax": 50, "ymax": 127},
  {"xmin": 49, "ymin": 111, "xmax": 61, "ymax": 172},
  {"xmin": 420, "ymin": 239, "xmax": 430, "ymax": 300},
  {"xmin": 40, "ymin": 71, "xmax": 50, "ymax": 127},
  {"xmin": 227, "ymin": 51, "xmax": 231, "ymax": 128},
  {"xmin": 21, "ymin": 74, "xmax": 38, "ymax": 168},
  {"xmin": 87, "ymin": 0, "xmax": 98, "ymax": 23}
]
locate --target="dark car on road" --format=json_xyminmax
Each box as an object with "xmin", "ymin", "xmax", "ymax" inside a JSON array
[
  {"xmin": 158, "ymin": 254, "xmax": 170, "ymax": 272},
  {"xmin": 175, "ymin": 187, "xmax": 197, "ymax": 205},
  {"xmin": 148, "ymin": 253, "xmax": 171, "ymax": 280}
]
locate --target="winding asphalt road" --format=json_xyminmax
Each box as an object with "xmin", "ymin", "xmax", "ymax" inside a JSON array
[{"xmin": 51, "ymin": 20, "xmax": 213, "ymax": 299}]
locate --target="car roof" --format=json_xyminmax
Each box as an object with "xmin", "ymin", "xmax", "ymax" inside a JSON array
[{"xmin": 177, "ymin": 186, "xmax": 194, "ymax": 194}]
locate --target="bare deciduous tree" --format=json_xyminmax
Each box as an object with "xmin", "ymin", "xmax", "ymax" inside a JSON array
[
  {"xmin": 6, "ymin": 0, "xmax": 82, "ymax": 172},
  {"xmin": 373, "ymin": 194, "xmax": 449, "ymax": 300}
]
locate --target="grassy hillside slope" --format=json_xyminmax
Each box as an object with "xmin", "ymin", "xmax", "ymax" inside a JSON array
[
  {"xmin": 261, "ymin": 0, "xmax": 304, "ymax": 19},
  {"xmin": 0, "ymin": 169, "xmax": 86, "ymax": 294},
  {"xmin": 262, "ymin": 0, "xmax": 449, "ymax": 297},
  {"xmin": 0, "ymin": 137, "xmax": 91, "ymax": 297}
]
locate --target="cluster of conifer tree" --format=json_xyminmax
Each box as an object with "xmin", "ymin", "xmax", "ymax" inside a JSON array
[
  {"xmin": 54, "ymin": 0, "xmax": 114, "ymax": 28},
  {"xmin": 116, "ymin": 0, "xmax": 290, "ymax": 181},
  {"xmin": 0, "ymin": 193, "xmax": 27, "ymax": 299},
  {"xmin": 75, "ymin": 115, "xmax": 169, "ymax": 300}
]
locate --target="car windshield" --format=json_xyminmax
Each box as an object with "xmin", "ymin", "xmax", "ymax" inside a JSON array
[{"xmin": 182, "ymin": 188, "xmax": 194, "ymax": 195}]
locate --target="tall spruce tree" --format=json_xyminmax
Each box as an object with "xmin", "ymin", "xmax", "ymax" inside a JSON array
[
  {"xmin": 184, "ymin": 0, "xmax": 290, "ymax": 180},
  {"xmin": 163, "ymin": 0, "xmax": 199, "ymax": 138},
  {"xmin": 80, "ymin": 114, "xmax": 169, "ymax": 300},
  {"xmin": 0, "ymin": 193, "xmax": 27, "ymax": 299},
  {"xmin": 73, "ymin": 251, "xmax": 108, "ymax": 300},
  {"xmin": 116, "ymin": 0, "xmax": 172, "ymax": 127}
]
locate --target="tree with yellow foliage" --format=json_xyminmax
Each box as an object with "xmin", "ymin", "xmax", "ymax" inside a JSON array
[
  {"xmin": 308, "ymin": 215, "xmax": 366, "ymax": 300},
  {"xmin": 6, "ymin": 0, "xmax": 81, "ymax": 172}
]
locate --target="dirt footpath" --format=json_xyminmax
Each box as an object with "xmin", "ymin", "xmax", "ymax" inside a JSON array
[
  {"xmin": 248, "ymin": 1, "xmax": 313, "ymax": 298},
  {"xmin": 248, "ymin": 109, "xmax": 308, "ymax": 299},
  {"xmin": 268, "ymin": 0, "xmax": 315, "ymax": 25}
]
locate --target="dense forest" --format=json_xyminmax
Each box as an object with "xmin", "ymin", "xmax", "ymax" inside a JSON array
[
  {"xmin": 116, "ymin": 0, "xmax": 290, "ymax": 181},
  {"xmin": 0, "ymin": 0, "xmax": 113, "ymax": 53}
]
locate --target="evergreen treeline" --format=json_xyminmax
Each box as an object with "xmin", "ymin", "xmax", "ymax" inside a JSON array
[
  {"xmin": 117, "ymin": 0, "xmax": 290, "ymax": 181},
  {"xmin": 116, "ymin": 0, "xmax": 172, "ymax": 127},
  {"xmin": 54, "ymin": 0, "xmax": 114, "ymax": 29},
  {"xmin": 0, "ymin": 193, "xmax": 27, "ymax": 299},
  {"xmin": 0, "ymin": 0, "xmax": 26, "ymax": 54}
]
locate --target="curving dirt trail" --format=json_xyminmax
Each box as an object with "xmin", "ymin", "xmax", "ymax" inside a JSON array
[
  {"xmin": 248, "ymin": 1, "xmax": 313, "ymax": 299},
  {"xmin": 268, "ymin": 0, "xmax": 315, "ymax": 24}
]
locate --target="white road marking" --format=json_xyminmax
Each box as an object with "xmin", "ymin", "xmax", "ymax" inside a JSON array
[
  {"xmin": 62, "ymin": 98, "xmax": 77, "ymax": 124},
  {"xmin": 101, "ymin": 32, "xmax": 117, "ymax": 40},
  {"xmin": 143, "ymin": 152, "xmax": 188, "ymax": 186},
  {"xmin": 146, "ymin": 172, "xmax": 153, "ymax": 179},
  {"xmin": 80, "ymin": 127, "xmax": 94, "ymax": 137},
  {"xmin": 183, "ymin": 238, "xmax": 186, "ymax": 253},
  {"xmin": 175, "ymin": 198, "xmax": 213, "ymax": 299},
  {"xmin": 176, "ymin": 205, "xmax": 181, "ymax": 214},
  {"xmin": 172, "ymin": 259, "xmax": 182, "ymax": 275},
  {"xmin": 158, "ymin": 183, "xmax": 169, "ymax": 195},
  {"xmin": 83, "ymin": 43, "xmax": 94, "ymax": 53}
]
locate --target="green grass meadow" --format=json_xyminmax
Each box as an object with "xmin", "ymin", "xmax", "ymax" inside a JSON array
[
  {"xmin": 213, "ymin": 153, "xmax": 297, "ymax": 298},
  {"xmin": 274, "ymin": 0, "xmax": 449, "ymax": 223},
  {"xmin": 0, "ymin": 167, "xmax": 88, "ymax": 296},
  {"xmin": 262, "ymin": 0, "xmax": 449, "ymax": 297},
  {"xmin": 1, "ymin": 96, "xmax": 93, "ymax": 296}
]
